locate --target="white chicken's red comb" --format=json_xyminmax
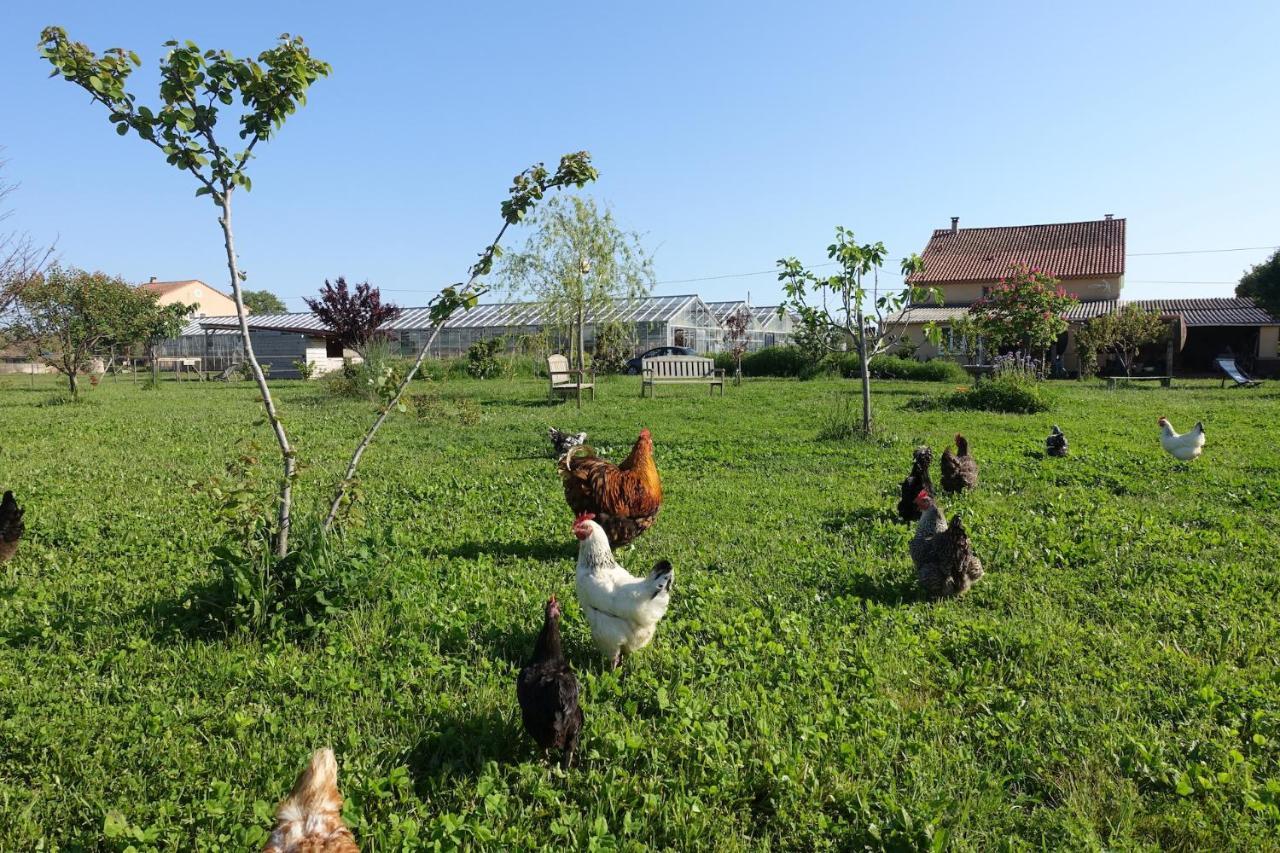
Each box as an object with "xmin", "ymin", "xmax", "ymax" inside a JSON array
[{"xmin": 574, "ymin": 512, "xmax": 596, "ymax": 523}]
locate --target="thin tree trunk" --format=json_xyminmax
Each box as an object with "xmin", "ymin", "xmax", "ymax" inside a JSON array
[
  {"xmin": 577, "ymin": 303, "xmax": 585, "ymax": 372},
  {"xmin": 68, "ymin": 371, "xmax": 77, "ymax": 397},
  {"xmin": 218, "ymin": 190, "xmax": 296, "ymax": 557},
  {"xmin": 322, "ymin": 219, "xmax": 515, "ymax": 533},
  {"xmin": 150, "ymin": 342, "xmax": 159, "ymax": 385},
  {"xmin": 855, "ymin": 310, "xmax": 872, "ymax": 434}
]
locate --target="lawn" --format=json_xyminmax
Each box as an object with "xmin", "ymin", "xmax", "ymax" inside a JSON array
[{"xmin": 1, "ymin": 371, "xmax": 1278, "ymax": 850}]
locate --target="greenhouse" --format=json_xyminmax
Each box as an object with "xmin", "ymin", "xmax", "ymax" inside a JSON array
[{"xmin": 168, "ymin": 294, "xmax": 740, "ymax": 361}]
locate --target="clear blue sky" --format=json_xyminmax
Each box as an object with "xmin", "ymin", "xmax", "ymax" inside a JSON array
[{"xmin": 2, "ymin": 1, "xmax": 1276, "ymax": 311}]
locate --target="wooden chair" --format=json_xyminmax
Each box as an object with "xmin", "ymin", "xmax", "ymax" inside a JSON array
[{"xmin": 546, "ymin": 354, "xmax": 595, "ymax": 408}]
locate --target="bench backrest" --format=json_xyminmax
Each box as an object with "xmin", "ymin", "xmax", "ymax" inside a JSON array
[
  {"xmin": 643, "ymin": 355, "xmax": 715, "ymax": 378},
  {"xmin": 547, "ymin": 354, "xmax": 575, "ymax": 386}
]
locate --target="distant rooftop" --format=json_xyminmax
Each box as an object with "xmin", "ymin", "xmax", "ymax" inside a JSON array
[
  {"xmin": 909, "ymin": 217, "xmax": 1126, "ymax": 284},
  {"xmin": 889, "ymin": 297, "xmax": 1277, "ymax": 327}
]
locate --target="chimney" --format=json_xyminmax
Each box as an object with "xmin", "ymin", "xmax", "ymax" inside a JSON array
[
  {"xmin": 149, "ymin": 276, "xmax": 157, "ymax": 283},
  {"xmin": 950, "ymin": 217, "xmax": 959, "ymax": 233},
  {"xmin": 1104, "ymin": 214, "xmax": 1113, "ymax": 220}
]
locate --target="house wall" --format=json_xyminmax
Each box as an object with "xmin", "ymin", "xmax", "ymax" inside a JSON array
[
  {"xmin": 898, "ymin": 323, "xmax": 946, "ymax": 360},
  {"xmin": 148, "ymin": 282, "xmax": 237, "ymax": 318},
  {"xmin": 928, "ymin": 276, "xmax": 1122, "ymax": 305},
  {"xmin": 1260, "ymin": 325, "xmax": 1279, "ymax": 358}
]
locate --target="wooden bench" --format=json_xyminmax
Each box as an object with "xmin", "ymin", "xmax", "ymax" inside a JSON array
[
  {"xmin": 1106, "ymin": 375, "xmax": 1173, "ymax": 389},
  {"xmin": 546, "ymin": 354, "xmax": 594, "ymax": 408},
  {"xmin": 641, "ymin": 356, "xmax": 725, "ymax": 397}
]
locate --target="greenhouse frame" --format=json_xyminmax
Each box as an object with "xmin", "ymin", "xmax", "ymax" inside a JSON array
[{"xmin": 158, "ymin": 293, "xmax": 795, "ymax": 377}]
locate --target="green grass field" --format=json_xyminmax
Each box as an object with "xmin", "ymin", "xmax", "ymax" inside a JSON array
[{"xmin": 1, "ymin": 372, "xmax": 1278, "ymax": 850}]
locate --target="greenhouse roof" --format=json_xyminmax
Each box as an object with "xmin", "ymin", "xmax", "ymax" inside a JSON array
[{"xmin": 191, "ymin": 294, "xmax": 716, "ymax": 335}]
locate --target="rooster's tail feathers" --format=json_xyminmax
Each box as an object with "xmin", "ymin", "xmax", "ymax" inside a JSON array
[
  {"xmin": 954, "ymin": 433, "xmax": 969, "ymax": 456},
  {"xmin": 0, "ymin": 491, "xmax": 23, "ymax": 541},
  {"xmin": 648, "ymin": 559, "xmax": 674, "ymax": 596},
  {"xmin": 265, "ymin": 748, "xmax": 355, "ymax": 852},
  {"xmin": 558, "ymin": 444, "xmax": 596, "ymax": 477}
]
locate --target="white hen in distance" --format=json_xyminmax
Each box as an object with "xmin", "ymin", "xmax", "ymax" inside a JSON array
[
  {"xmin": 572, "ymin": 512, "xmax": 673, "ymax": 669},
  {"xmin": 1158, "ymin": 416, "xmax": 1206, "ymax": 461}
]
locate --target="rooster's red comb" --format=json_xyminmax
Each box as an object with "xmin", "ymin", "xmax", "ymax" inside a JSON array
[
  {"xmin": 916, "ymin": 489, "xmax": 931, "ymax": 500},
  {"xmin": 574, "ymin": 512, "xmax": 596, "ymax": 523}
]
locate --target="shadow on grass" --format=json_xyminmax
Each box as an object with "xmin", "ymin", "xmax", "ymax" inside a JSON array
[
  {"xmin": 838, "ymin": 572, "xmax": 920, "ymax": 606},
  {"xmin": 407, "ymin": 705, "xmax": 524, "ymax": 789},
  {"xmin": 440, "ymin": 538, "xmax": 573, "ymax": 563},
  {"xmin": 822, "ymin": 506, "xmax": 901, "ymax": 532},
  {"xmin": 132, "ymin": 578, "xmax": 237, "ymax": 645}
]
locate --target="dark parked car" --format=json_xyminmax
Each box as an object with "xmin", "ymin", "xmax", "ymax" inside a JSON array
[{"xmin": 624, "ymin": 346, "xmax": 697, "ymax": 375}]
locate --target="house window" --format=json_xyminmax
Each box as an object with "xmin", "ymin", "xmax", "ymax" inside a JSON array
[{"xmin": 325, "ymin": 338, "xmax": 343, "ymax": 358}]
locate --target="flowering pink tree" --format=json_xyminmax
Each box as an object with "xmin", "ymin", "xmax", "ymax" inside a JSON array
[{"xmin": 969, "ymin": 264, "xmax": 1079, "ymax": 362}]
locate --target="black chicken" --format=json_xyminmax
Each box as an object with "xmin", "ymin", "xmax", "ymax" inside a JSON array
[
  {"xmin": 940, "ymin": 433, "xmax": 979, "ymax": 493},
  {"xmin": 896, "ymin": 446, "xmax": 934, "ymax": 522},
  {"xmin": 548, "ymin": 428, "xmax": 588, "ymax": 459},
  {"xmin": 516, "ymin": 595, "xmax": 584, "ymax": 768},
  {"xmin": 0, "ymin": 491, "xmax": 23, "ymax": 564},
  {"xmin": 1046, "ymin": 425, "xmax": 1068, "ymax": 457}
]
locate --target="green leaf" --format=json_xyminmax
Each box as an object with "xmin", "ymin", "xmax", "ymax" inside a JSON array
[{"xmin": 116, "ymin": 124, "xmax": 129, "ymax": 136}]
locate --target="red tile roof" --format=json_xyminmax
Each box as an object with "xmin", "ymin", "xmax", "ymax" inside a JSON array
[{"xmin": 909, "ymin": 218, "xmax": 1125, "ymax": 284}]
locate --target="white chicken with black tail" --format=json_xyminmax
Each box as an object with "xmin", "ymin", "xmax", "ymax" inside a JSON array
[
  {"xmin": 572, "ymin": 512, "xmax": 673, "ymax": 670},
  {"xmin": 1157, "ymin": 416, "xmax": 1205, "ymax": 461}
]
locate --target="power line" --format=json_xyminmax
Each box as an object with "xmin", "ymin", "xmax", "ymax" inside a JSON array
[
  {"xmin": 277, "ymin": 244, "xmax": 1275, "ymax": 303},
  {"xmin": 1128, "ymin": 245, "xmax": 1277, "ymax": 257},
  {"xmin": 648, "ymin": 245, "xmax": 1277, "ymax": 287}
]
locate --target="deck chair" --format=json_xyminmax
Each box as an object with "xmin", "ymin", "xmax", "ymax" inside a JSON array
[{"xmin": 1216, "ymin": 356, "xmax": 1262, "ymax": 388}]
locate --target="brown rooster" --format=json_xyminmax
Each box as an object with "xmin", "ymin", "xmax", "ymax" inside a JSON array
[
  {"xmin": 940, "ymin": 433, "xmax": 979, "ymax": 493},
  {"xmin": 0, "ymin": 491, "xmax": 23, "ymax": 564},
  {"xmin": 262, "ymin": 748, "xmax": 358, "ymax": 853},
  {"xmin": 559, "ymin": 428, "xmax": 662, "ymax": 548}
]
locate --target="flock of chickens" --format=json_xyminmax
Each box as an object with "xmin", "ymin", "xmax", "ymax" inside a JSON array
[{"xmin": 0, "ymin": 414, "xmax": 1209, "ymax": 850}]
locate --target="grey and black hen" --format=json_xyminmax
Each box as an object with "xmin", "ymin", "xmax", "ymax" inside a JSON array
[
  {"xmin": 940, "ymin": 433, "xmax": 979, "ymax": 493},
  {"xmin": 909, "ymin": 491, "xmax": 984, "ymax": 598},
  {"xmin": 896, "ymin": 446, "xmax": 934, "ymax": 522},
  {"xmin": 548, "ymin": 428, "xmax": 588, "ymax": 459},
  {"xmin": 0, "ymin": 491, "xmax": 24, "ymax": 564},
  {"xmin": 1046, "ymin": 425, "xmax": 1068, "ymax": 457},
  {"xmin": 516, "ymin": 595, "xmax": 584, "ymax": 768}
]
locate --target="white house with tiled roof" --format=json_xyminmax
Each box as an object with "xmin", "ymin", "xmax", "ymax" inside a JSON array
[{"xmin": 892, "ymin": 216, "xmax": 1279, "ymax": 376}]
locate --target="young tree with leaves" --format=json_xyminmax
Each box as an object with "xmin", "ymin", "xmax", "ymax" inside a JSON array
[
  {"xmin": 321, "ymin": 153, "xmax": 598, "ymax": 530},
  {"xmin": 722, "ymin": 306, "xmax": 751, "ymax": 385},
  {"xmin": 968, "ymin": 264, "xmax": 1078, "ymax": 366},
  {"xmin": 496, "ymin": 195, "xmax": 653, "ymax": 371},
  {"xmin": 778, "ymin": 227, "xmax": 935, "ymax": 435},
  {"xmin": 6, "ymin": 264, "xmax": 136, "ymax": 396},
  {"xmin": 242, "ymin": 289, "xmax": 286, "ymax": 314},
  {"xmin": 1074, "ymin": 304, "xmax": 1168, "ymax": 378},
  {"xmin": 41, "ymin": 26, "xmax": 329, "ymax": 555},
  {"xmin": 303, "ymin": 277, "xmax": 400, "ymax": 358}
]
